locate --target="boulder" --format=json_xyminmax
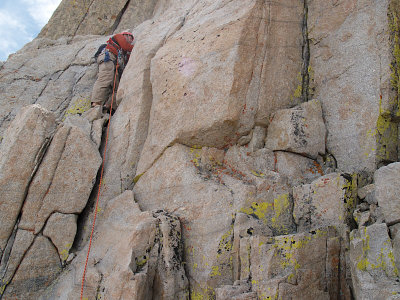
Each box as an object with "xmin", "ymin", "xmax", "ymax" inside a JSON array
[
  {"xmin": 0, "ymin": 229, "xmax": 35, "ymax": 294},
  {"xmin": 137, "ymin": 0, "xmax": 262, "ymax": 174},
  {"xmin": 249, "ymin": 227, "xmax": 347, "ymax": 299},
  {"xmin": 1, "ymin": 236, "xmax": 61, "ymax": 300},
  {"xmin": 274, "ymin": 151, "xmax": 324, "ymax": 185},
  {"xmin": 374, "ymin": 162, "xmax": 400, "ymax": 224},
  {"xmin": 353, "ymin": 208, "xmax": 372, "ymax": 227},
  {"xmin": 358, "ymin": 184, "xmax": 375, "ymax": 200},
  {"xmin": 19, "ymin": 123, "xmax": 102, "ymax": 233},
  {"xmin": 293, "ymin": 173, "xmax": 357, "ymax": 231},
  {"xmin": 43, "ymin": 213, "xmax": 78, "ymax": 262},
  {"xmin": 0, "ymin": 105, "xmax": 56, "ymax": 255},
  {"xmin": 358, "ymin": 183, "xmax": 377, "ymax": 205},
  {"xmin": 136, "ymin": 0, "xmax": 304, "ymax": 175},
  {"xmin": 224, "ymin": 145, "xmax": 276, "ymax": 180},
  {"xmin": 350, "ymin": 223, "xmax": 400, "ymax": 299},
  {"xmin": 265, "ymin": 99, "xmax": 326, "ymax": 158}
]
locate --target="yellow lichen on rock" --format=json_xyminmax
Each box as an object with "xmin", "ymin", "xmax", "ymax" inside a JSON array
[{"xmin": 63, "ymin": 98, "xmax": 91, "ymax": 120}]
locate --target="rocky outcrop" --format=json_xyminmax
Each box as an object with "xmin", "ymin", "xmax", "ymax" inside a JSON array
[
  {"xmin": 350, "ymin": 223, "xmax": 400, "ymax": 299},
  {"xmin": 0, "ymin": 0, "xmax": 400, "ymax": 299},
  {"xmin": 20, "ymin": 121, "xmax": 101, "ymax": 234},
  {"xmin": 39, "ymin": 191, "xmax": 188, "ymax": 300},
  {"xmin": 265, "ymin": 99, "xmax": 326, "ymax": 159},
  {"xmin": 0, "ymin": 105, "xmax": 56, "ymax": 256},
  {"xmin": 0, "ymin": 106, "xmax": 102, "ymax": 299},
  {"xmin": 374, "ymin": 162, "xmax": 400, "ymax": 224},
  {"xmin": 38, "ymin": 0, "xmax": 159, "ymax": 39},
  {"xmin": 216, "ymin": 227, "xmax": 351, "ymax": 299},
  {"xmin": 136, "ymin": 0, "xmax": 304, "ymax": 175},
  {"xmin": 0, "ymin": 35, "xmax": 102, "ymax": 139},
  {"xmin": 2, "ymin": 236, "xmax": 61, "ymax": 299},
  {"xmin": 293, "ymin": 173, "xmax": 357, "ymax": 232},
  {"xmin": 308, "ymin": 0, "xmax": 400, "ymax": 174}
]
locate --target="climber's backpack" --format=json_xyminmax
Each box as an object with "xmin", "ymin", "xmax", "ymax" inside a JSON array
[{"xmin": 94, "ymin": 44, "xmax": 107, "ymax": 60}]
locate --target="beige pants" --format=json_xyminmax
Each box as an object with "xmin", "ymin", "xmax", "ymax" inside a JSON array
[{"xmin": 91, "ymin": 51, "xmax": 119, "ymax": 109}]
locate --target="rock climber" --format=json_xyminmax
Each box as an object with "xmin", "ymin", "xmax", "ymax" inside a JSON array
[{"xmin": 91, "ymin": 31, "xmax": 135, "ymax": 112}]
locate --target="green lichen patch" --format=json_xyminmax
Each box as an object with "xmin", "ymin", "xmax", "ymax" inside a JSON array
[
  {"xmin": 356, "ymin": 227, "xmax": 399, "ymax": 277},
  {"xmin": 342, "ymin": 173, "xmax": 357, "ymax": 215},
  {"xmin": 191, "ymin": 285, "xmax": 215, "ymax": 300},
  {"xmin": 59, "ymin": 243, "xmax": 73, "ymax": 262},
  {"xmin": 209, "ymin": 219, "xmax": 235, "ymax": 281},
  {"xmin": 389, "ymin": 1, "xmax": 400, "ymax": 116},
  {"xmin": 376, "ymin": 113, "xmax": 398, "ymax": 163},
  {"xmin": 290, "ymin": 66, "xmax": 314, "ymax": 103},
  {"xmin": 135, "ymin": 255, "xmax": 148, "ymax": 272},
  {"xmin": 63, "ymin": 98, "xmax": 91, "ymax": 120},
  {"xmin": 133, "ymin": 173, "xmax": 144, "ymax": 184},
  {"xmin": 240, "ymin": 194, "xmax": 293, "ymax": 235},
  {"xmin": 377, "ymin": 0, "xmax": 400, "ymax": 165}
]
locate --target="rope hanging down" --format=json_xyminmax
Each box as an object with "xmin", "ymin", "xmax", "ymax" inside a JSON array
[{"xmin": 80, "ymin": 62, "xmax": 119, "ymax": 300}]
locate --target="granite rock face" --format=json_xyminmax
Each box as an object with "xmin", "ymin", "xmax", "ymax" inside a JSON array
[
  {"xmin": 293, "ymin": 173, "xmax": 357, "ymax": 232},
  {"xmin": 374, "ymin": 162, "xmax": 400, "ymax": 224},
  {"xmin": 0, "ymin": 107, "xmax": 101, "ymax": 299},
  {"xmin": 39, "ymin": 191, "xmax": 188, "ymax": 300},
  {"xmin": 350, "ymin": 223, "xmax": 400, "ymax": 299},
  {"xmin": 43, "ymin": 213, "xmax": 78, "ymax": 262},
  {"xmin": 2, "ymin": 236, "xmax": 61, "ymax": 299},
  {"xmin": 134, "ymin": 143, "xmax": 299, "ymax": 296},
  {"xmin": 0, "ymin": 0, "xmax": 400, "ymax": 299},
  {"xmin": 0, "ymin": 35, "xmax": 102, "ymax": 138},
  {"xmin": 265, "ymin": 99, "xmax": 326, "ymax": 159},
  {"xmin": 0, "ymin": 105, "xmax": 56, "ymax": 256},
  {"xmin": 308, "ymin": 0, "xmax": 400, "ymax": 174},
  {"xmin": 38, "ymin": 0, "xmax": 159, "ymax": 39},
  {"xmin": 136, "ymin": 0, "xmax": 304, "ymax": 175}
]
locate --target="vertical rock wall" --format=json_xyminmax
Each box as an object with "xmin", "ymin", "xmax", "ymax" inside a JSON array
[{"xmin": 308, "ymin": 0, "xmax": 400, "ymax": 174}]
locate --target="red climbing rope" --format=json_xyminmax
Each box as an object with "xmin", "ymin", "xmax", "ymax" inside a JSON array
[{"xmin": 80, "ymin": 63, "xmax": 119, "ymax": 300}]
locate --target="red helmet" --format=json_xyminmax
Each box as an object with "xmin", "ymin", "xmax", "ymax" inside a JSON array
[{"xmin": 121, "ymin": 31, "xmax": 134, "ymax": 39}]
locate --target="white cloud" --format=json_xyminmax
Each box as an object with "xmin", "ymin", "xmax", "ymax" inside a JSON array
[
  {"xmin": 0, "ymin": 0, "xmax": 61, "ymax": 60},
  {"xmin": 0, "ymin": 9, "xmax": 33, "ymax": 60},
  {"xmin": 0, "ymin": 11, "xmax": 25, "ymax": 31},
  {"xmin": 22, "ymin": 0, "xmax": 61, "ymax": 27}
]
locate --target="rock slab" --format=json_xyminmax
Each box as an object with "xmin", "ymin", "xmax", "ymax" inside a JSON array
[
  {"xmin": 374, "ymin": 162, "xmax": 400, "ymax": 224},
  {"xmin": 0, "ymin": 105, "xmax": 56, "ymax": 255}
]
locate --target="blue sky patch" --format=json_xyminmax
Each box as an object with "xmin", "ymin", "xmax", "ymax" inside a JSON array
[{"xmin": 0, "ymin": 0, "xmax": 61, "ymax": 61}]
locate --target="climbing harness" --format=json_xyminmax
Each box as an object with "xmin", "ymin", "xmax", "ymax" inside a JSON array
[
  {"xmin": 80, "ymin": 62, "xmax": 119, "ymax": 300},
  {"xmin": 106, "ymin": 36, "xmax": 122, "ymax": 55}
]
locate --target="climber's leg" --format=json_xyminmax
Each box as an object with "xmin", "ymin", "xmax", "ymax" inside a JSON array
[{"xmin": 91, "ymin": 52, "xmax": 116, "ymax": 107}]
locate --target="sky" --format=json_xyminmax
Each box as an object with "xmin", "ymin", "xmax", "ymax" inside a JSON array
[{"xmin": 0, "ymin": 0, "xmax": 62, "ymax": 61}]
